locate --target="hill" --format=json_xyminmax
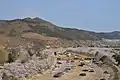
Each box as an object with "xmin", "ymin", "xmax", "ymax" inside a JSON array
[{"xmin": 0, "ymin": 17, "xmax": 120, "ymax": 40}]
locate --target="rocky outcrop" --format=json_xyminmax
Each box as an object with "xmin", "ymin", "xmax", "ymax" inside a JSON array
[
  {"xmin": 3, "ymin": 56, "xmax": 55, "ymax": 78},
  {"xmin": 0, "ymin": 47, "xmax": 56, "ymax": 80}
]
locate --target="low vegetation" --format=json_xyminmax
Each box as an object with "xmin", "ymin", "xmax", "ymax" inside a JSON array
[{"xmin": 0, "ymin": 46, "xmax": 8, "ymax": 64}]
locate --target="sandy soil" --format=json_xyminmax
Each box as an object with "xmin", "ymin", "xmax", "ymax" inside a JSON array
[{"xmin": 30, "ymin": 60, "xmax": 109, "ymax": 80}]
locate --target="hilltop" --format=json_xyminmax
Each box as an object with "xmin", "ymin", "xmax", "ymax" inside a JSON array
[{"xmin": 0, "ymin": 17, "xmax": 120, "ymax": 41}]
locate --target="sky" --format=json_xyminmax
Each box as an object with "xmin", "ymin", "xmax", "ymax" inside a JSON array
[{"xmin": 0, "ymin": 0, "xmax": 120, "ymax": 32}]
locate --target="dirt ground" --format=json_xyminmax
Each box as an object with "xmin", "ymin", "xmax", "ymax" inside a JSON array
[
  {"xmin": 24, "ymin": 48, "xmax": 117, "ymax": 80},
  {"xmin": 30, "ymin": 60, "xmax": 109, "ymax": 80}
]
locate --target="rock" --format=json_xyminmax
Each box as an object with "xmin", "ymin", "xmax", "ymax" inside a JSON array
[
  {"xmin": 0, "ymin": 46, "xmax": 57, "ymax": 79},
  {"xmin": 79, "ymin": 73, "xmax": 86, "ymax": 76},
  {"xmin": 0, "ymin": 49, "xmax": 56, "ymax": 79}
]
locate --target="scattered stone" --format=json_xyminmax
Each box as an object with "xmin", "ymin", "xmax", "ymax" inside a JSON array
[
  {"xmin": 79, "ymin": 73, "xmax": 86, "ymax": 76},
  {"xmin": 82, "ymin": 69, "xmax": 88, "ymax": 72},
  {"xmin": 104, "ymin": 71, "xmax": 109, "ymax": 74},
  {"xmin": 57, "ymin": 61, "xmax": 62, "ymax": 64},
  {"xmin": 100, "ymin": 78, "xmax": 106, "ymax": 80},
  {"xmin": 88, "ymin": 69, "xmax": 94, "ymax": 72},
  {"xmin": 53, "ymin": 72, "xmax": 64, "ymax": 78},
  {"xmin": 78, "ymin": 62, "xmax": 85, "ymax": 67}
]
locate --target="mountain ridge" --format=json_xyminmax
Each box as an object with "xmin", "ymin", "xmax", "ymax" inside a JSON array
[{"xmin": 0, "ymin": 17, "xmax": 120, "ymax": 40}]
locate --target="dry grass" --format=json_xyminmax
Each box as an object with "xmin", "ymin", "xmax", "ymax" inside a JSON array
[{"xmin": 21, "ymin": 32, "xmax": 57, "ymax": 41}]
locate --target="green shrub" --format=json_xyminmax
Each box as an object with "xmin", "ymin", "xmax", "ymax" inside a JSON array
[
  {"xmin": 8, "ymin": 49, "xmax": 19, "ymax": 63},
  {"xmin": 8, "ymin": 76, "xmax": 19, "ymax": 80},
  {"xmin": 2, "ymin": 73, "xmax": 19, "ymax": 80},
  {"xmin": 0, "ymin": 47, "xmax": 8, "ymax": 64}
]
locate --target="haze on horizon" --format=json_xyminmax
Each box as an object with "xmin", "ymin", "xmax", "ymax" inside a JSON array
[{"xmin": 0, "ymin": 0, "xmax": 120, "ymax": 32}]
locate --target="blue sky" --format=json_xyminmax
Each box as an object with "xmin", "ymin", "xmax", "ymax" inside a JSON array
[{"xmin": 0, "ymin": 0, "xmax": 120, "ymax": 32}]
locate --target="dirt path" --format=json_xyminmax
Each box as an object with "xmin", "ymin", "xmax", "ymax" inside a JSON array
[{"xmin": 31, "ymin": 61, "xmax": 108, "ymax": 80}]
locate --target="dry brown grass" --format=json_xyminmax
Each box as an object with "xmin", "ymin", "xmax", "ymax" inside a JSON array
[{"xmin": 21, "ymin": 32, "xmax": 57, "ymax": 41}]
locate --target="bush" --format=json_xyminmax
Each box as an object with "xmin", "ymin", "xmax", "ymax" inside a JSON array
[
  {"xmin": 8, "ymin": 76, "xmax": 19, "ymax": 80},
  {"xmin": 2, "ymin": 73, "xmax": 18, "ymax": 80},
  {"xmin": 8, "ymin": 49, "xmax": 19, "ymax": 63},
  {"xmin": 112, "ymin": 54, "xmax": 120, "ymax": 65},
  {"xmin": 0, "ymin": 47, "xmax": 8, "ymax": 64},
  {"xmin": 8, "ymin": 48, "xmax": 29, "ymax": 63}
]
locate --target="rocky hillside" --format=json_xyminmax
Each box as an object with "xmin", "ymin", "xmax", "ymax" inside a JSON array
[{"xmin": 0, "ymin": 17, "xmax": 120, "ymax": 40}]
